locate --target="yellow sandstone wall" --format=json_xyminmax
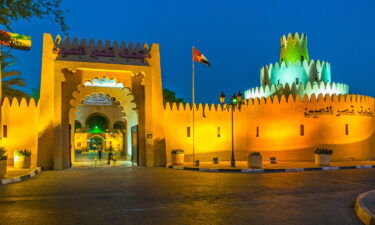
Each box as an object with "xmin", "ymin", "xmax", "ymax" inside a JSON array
[
  {"xmin": 163, "ymin": 94, "xmax": 375, "ymax": 163},
  {"xmin": 1, "ymin": 92, "xmax": 374, "ymax": 168},
  {"xmin": 1, "ymin": 97, "xmax": 39, "ymax": 166}
]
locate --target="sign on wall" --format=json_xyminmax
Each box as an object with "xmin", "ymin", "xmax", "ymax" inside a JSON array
[
  {"xmin": 304, "ymin": 105, "xmax": 373, "ymax": 118},
  {"xmin": 83, "ymin": 93, "xmax": 112, "ymax": 105}
]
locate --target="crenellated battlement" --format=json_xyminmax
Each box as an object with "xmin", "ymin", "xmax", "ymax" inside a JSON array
[
  {"xmin": 49, "ymin": 34, "xmax": 154, "ymax": 65},
  {"xmin": 1, "ymin": 97, "xmax": 38, "ymax": 108},
  {"xmin": 280, "ymin": 33, "xmax": 307, "ymax": 49},
  {"xmin": 245, "ymin": 81, "xmax": 349, "ymax": 99},
  {"xmin": 164, "ymin": 94, "xmax": 373, "ymax": 113},
  {"xmin": 54, "ymin": 35, "xmax": 150, "ymax": 54},
  {"xmin": 260, "ymin": 59, "xmax": 331, "ymax": 86},
  {"xmin": 280, "ymin": 33, "xmax": 309, "ymax": 64}
]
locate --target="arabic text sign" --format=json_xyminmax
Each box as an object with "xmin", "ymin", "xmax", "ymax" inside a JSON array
[
  {"xmin": 53, "ymin": 46, "xmax": 151, "ymax": 59},
  {"xmin": 304, "ymin": 105, "xmax": 373, "ymax": 118}
]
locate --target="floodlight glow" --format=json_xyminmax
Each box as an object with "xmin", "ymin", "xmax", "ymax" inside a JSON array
[{"xmin": 84, "ymin": 78, "xmax": 124, "ymax": 88}]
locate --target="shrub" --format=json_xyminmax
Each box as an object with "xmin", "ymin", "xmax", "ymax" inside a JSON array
[
  {"xmin": 250, "ymin": 151, "xmax": 261, "ymax": 156},
  {"xmin": 314, "ymin": 148, "xmax": 333, "ymax": 155},
  {"xmin": 0, "ymin": 147, "xmax": 7, "ymax": 160},
  {"xmin": 14, "ymin": 149, "xmax": 32, "ymax": 157},
  {"xmin": 171, "ymin": 149, "xmax": 184, "ymax": 154}
]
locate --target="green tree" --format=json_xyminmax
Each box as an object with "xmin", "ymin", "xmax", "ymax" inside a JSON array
[
  {"xmin": 0, "ymin": 0, "xmax": 68, "ymax": 99},
  {"xmin": 31, "ymin": 88, "xmax": 40, "ymax": 100},
  {"xmin": 0, "ymin": 0, "xmax": 68, "ymax": 33},
  {"xmin": 162, "ymin": 88, "xmax": 184, "ymax": 105},
  {"xmin": 1, "ymin": 51, "xmax": 30, "ymax": 99}
]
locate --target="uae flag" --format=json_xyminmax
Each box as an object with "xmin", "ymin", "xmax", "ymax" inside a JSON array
[
  {"xmin": 193, "ymin": 48, "xmax": 210, "ymax": 66},
  {"xmin": 0, "ymin": 30, "xmax": 31, "ymax": 51}
]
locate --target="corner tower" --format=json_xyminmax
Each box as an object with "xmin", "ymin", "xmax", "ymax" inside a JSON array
[
  {"xmin": 245, "ymin": 32, "xmax": 349, "ymax": 100},
  {"xmin": 280, "ymin": 33, "xmax": 309, "ymax": 64}
]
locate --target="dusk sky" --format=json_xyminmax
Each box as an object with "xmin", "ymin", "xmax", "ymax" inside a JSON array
[{"xmin": 5, "ymin": 0, "xmax": 375, "ymax": 103}]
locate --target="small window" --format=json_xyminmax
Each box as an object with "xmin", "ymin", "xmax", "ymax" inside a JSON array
[
  {"xmin": 345, "ymin": 124, "xmax": 349, "ymax": 135},
  {"xmin": 187, "ymin": 126, "xmax": 191, "ymax": 137},
  {"xmin": 217, "ymin": 127, "xmax": 221, "ymax": 137},
  {"xmin": 2, "ymin": 125, "xmax": 7, "ymax": 138},
  {"xmin": 296, "ymin": 78, "xmax": 299, "ymax": 84},
  {"xmin": 300, "ymin": 124, "xmax": 304, "ymax": 136},
  {"xmin": 256, "ymin": 126, "xmax": 259, "ymax": 137},
  {"xmin": 314, "ymin": 77, "xmax": 318, "ymax": 82}
]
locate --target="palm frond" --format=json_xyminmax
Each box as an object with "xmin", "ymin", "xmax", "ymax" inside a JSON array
[
  {"xmin": 2, "ymin": 77, "xmax": 26, "ymax": 87},
  {"xmin": 2, "ymin": 70, "xmax": 21, "ymax": 78},
  {"xmin": 2, "ymin": 86, "xmax": 30, "ymax": 99}
]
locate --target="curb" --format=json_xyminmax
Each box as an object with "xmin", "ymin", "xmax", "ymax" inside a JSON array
[
  {"xmin": 355, "ymin": 190, "xmax": 375, "ymax": 225},
  {"xmin": 0, "ymin": 167, "xmax": 42, "ymax": 185},
  {"xmin": 168, "ymin": 165, "xmax": 375, "ymax": 174}
]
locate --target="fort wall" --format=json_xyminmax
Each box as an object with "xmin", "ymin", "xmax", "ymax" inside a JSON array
[
  {"xmin": 1, "ymin": 97, "xmax": 39, "ymax": 166},
  {"xmin": 1, "ymin": 92, "xmax": 374, "ymax": 168},
  {"xmin": 163, "ymin": 94, "xmax": 375, "ymax": 163}
]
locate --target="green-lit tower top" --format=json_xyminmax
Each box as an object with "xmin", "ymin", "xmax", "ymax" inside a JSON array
[
  {"xmin": 244, "ymin": 32, "xmax": 349, "ymax": 100},
  {"xmin": 280, "ymin": 33, "xmax": 309, "ymax": 64}
]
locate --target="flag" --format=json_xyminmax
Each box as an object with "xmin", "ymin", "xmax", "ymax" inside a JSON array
[
  {"xmin": 193, "ymin": 48, "xmax": 210, "ymax": 66},
  {"xmin": 0, "ymin": 30, "xmax": 32, "ymax": 51}
]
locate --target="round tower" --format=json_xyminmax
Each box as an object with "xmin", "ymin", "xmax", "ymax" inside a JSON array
[
  {"xmin": 245, "ymin": 32, "xmax": 349, "ymax": 100},
  {"xmin": 280, "ymin": 33, "xmax": 309, "ymax": 64}
]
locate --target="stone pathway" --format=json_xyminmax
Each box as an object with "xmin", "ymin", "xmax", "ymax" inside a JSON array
[{"xmin": 0, "ymin": 167, "xmax": 374, "ymax": 224}]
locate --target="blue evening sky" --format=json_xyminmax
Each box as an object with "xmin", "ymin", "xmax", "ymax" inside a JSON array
[{"xmin": 5, "ymin": 0, "xmax": 375, "ymax": 103}]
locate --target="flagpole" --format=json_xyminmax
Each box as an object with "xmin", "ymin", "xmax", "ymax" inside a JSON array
[{"xmin": 192, "ymin": 46, "xmax": 195, "ymax": 165}]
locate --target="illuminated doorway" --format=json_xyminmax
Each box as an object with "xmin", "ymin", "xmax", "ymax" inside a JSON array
[
  {"xmin": 88, "ymin": 136, "xmax": 104, "ymax": 150},
  {"xmin": 71, "ymin": 89, "xmax": 138, "ymax": 167}
]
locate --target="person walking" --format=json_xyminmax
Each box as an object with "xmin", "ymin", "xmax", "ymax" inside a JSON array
[
  {"xmin": 107, "ymin": 142, "xmax": 113, "ymax": 165},
  {"xmin": 98, "ymin": 144, "xmax": 103, "ymax": 159}
]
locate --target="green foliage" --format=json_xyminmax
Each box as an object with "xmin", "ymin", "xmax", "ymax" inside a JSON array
[
  {"xmin": 31, "ymin": 88, "xmax": 40, "ymax": 100},
  {"xmin": 314, "ymin": 148, "xmax": 333, "ymax": 155},
  {"xmin": 0, "ymin": 146, "xmax": 7, "ymax": 160},
  {"xmin": 163, "ymin": 89, "xmax": 184, "ymax": 105},
  {"xmin": 0, "ymin": 1, "xmax": 69, "ymax": 99},
  {"xmin": 250, "ymin": 151, "xmax": 261, "ymax": 156},
  {"xmin": 1, "ymin": 50, "xmax": 30, "ymax": 99},
  {"xmin": 171, "ymin": 149, "xmax": 184, "ymax": 154},
  {"xmin": 0, "ymin": 0, "xmax": 69, "ymax": 32},
  {"xmin": 14, "ymin": 149, "xmax": 32, "ymax": 157}
]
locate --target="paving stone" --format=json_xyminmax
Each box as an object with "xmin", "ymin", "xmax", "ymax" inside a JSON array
[{"xmin": 0, "ymin": 167, "xmax": 374, "ymax": 225}]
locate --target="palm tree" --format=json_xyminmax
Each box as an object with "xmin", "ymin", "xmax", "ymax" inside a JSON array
[{"xmin": 1, "ymin": 51, "xmax": 30, "ymax": 100}]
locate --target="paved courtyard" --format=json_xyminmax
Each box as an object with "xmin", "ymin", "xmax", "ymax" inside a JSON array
[{"xmin": 0, "ymin": 167, "xmax": 374, "ymax": 225}]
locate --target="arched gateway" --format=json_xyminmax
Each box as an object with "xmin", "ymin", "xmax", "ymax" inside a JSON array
[{"xmin": 37, "ymin": 34, "xmax": 166, "ymax": 169}]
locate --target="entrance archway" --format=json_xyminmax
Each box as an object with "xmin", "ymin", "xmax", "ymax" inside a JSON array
[
  {"xmin": 86, "ymin": 113, "xmax": 109, "ymax": 133},
  {"xmin": 37, "ymin": 34, "xmax": 166, "ymax": 170},
  {"xmin": 88, "ymin": 135, "xmax": 104, "ymax": 150},
  {"xmin": 70, "ymin": 85, "xmax": 139, "ymax": 167}
]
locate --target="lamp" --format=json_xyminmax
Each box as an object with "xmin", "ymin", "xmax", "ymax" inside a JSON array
[
  {"xmin": 219, "ymin": 91, "xmax": 244, "ymax": 167},
  {"xmin": 237, "ymin": 91, "xmax": 243, "ymax": 102},
  {"xmin": 220, "ymin": 92, "xmax": 226, "ymax": 104}
]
